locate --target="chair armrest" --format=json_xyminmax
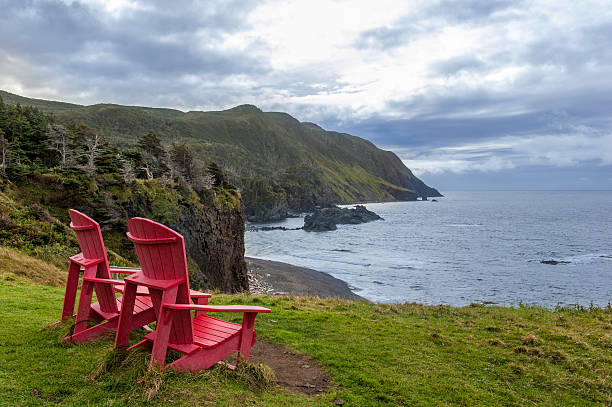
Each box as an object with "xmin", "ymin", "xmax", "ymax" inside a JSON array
[
  {"xmin": 163, "ymin": 303, "xmax": 271, "ymax": 313},
  {"xmin": 109, "ymin": 267, "xmax": 141, "ymax": 275},
  {"xmin": 189, "ymin": 289, "xmax": 212, "ymax": 299},
  {"xmin": 124, "ymin": 274, "xmax": 185, "ymax": 290},
  {"xmin": 83, "ymin": 277, "xmax": 125, "ymax": 285}
]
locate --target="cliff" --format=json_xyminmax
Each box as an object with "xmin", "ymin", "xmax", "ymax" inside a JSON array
[
  {"xmin": 0, "ymin": 172, "xmax": 248, "ymax": 293},
  {"xmin": 0, "ymin": 97, "xmax": 248, "ymax": 292}
]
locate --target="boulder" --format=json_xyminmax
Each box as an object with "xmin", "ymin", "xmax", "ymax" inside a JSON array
[{"xmin": 303, "ymin": 205, "xmax": 382, "ymax": 232}]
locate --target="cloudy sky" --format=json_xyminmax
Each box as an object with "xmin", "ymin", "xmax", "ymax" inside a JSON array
[{"xmin": 1, "ymin": 0, "xmax": 611, "ymax": 190}]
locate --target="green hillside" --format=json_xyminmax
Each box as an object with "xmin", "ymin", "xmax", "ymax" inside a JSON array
[
  {"xmin": 0, "ymin": 260, "xmax": 610, "ymax": 406},
  {"xmin": 0, "ymin": 90, "xmax": 441, "ymax": 221},
  {"xmin": 0, "ymin": 97, "xmax": 248, "ymax": 292}
]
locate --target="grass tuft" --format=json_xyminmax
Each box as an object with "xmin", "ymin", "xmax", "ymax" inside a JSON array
[
  {"xmin": 224, "ymin": 358, "xmax": 276, "ymax": 391},
  {"xmin": 521, "ymin": 333, "xmax": 543, "ymax": 346},
  {"xmin": 40, "ymin": 317, "xmax": 74, "ymax": 346},
  {"xmin": 90, "ymin": 348, "xmax": 131, "ymax": 380},
  {"xmin": 488, "ymin": 338, "xmax": 507, "ymax": 346}
]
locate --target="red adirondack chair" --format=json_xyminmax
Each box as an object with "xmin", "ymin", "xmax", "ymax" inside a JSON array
[
  {"xmin": 115, "ymin": 217, "xmax": 270, "ymax": 372},
  {"xmin": 59, "ymin": 209, "xmax": 157, "ymax": 343},
  {"xmin": 60, "ymin": 210, "xmax": 213, "ymax": 343}
]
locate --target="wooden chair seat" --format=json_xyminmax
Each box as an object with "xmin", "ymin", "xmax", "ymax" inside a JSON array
[
  {"xmin": 114, "ymin": 285, "xmax": 150, "ymax": 296},
  {"xmin": 90, "ymin": 295, "xmax": 154, "ymax": 321},
  {"xmin": 192, "ymin": 315, "xmax": 252, "ymax": 349},
  {"xmin": 140, "ymin": 315, "xmax": 251, "ymax": 356}
]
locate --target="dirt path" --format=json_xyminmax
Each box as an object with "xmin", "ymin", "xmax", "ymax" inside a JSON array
[{"xmin": 227, "ymin": 340, "xmax": 330, "ymax": 396}]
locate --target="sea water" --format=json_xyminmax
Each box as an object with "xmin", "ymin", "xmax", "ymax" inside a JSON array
[{"xmin": 245, "ymin": 191, "xmax": 612, "ymax": 307}]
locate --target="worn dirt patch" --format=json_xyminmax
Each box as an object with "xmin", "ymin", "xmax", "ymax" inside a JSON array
[{"xmin": 226, "ymin": 340, "xmax": 330, "ymax": 396}]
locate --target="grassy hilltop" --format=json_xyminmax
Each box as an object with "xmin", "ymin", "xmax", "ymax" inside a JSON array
[
  {"xmin": 0, "ymin": 251, "xmax": 610, "ymax": 406},
  {"xmin": 0, "ymin": 90, "xmax": 440, "ymax": 220}
]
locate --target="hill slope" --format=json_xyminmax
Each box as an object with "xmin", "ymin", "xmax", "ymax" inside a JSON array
[
  {"xmin": 1, "ymin": 90, "xmax": 441, "ymax": 220},
  {"xmin": 1, "ymin": 268, "xmax": 610, "ymax": 405}
]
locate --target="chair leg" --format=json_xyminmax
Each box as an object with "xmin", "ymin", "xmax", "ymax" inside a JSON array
[
  {"xmin": 238, "ymin": 312, "xmax": 257, "ymax": 361},
  {"xmin": 61, "ymin": 261, "xmax": 81, "ymax": 321},
  {"xmin": 73, "ymin": 280, "xmax": 94, "ymax": 335},
  {"xmin": 115, "ymin": 282, "xmax": 137, "ymax": 348},
  {"xmin": 150, "ymin": 307, "xmax": 174, "ymax": 370},
  {"xmin": 71, "ymin": 318, "xmax": 119, "ymax": 343},
  {"xmin": 148, "ymin": 286, "xmax": 178, "ymax": 368}
]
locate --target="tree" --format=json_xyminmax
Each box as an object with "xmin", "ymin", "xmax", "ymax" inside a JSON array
[
  {"xmin": 46, "ymin": 124, "xmax": 75, "ymax": 168},
  {"xmin": 170, "ymin": 142, "xmax": 195, "ymax": 182},
  {"xmin": 207, "ymin": 162, "xmax": 233, "ymax": 188},
  {"xmin": 119, "ymin": 157, "xmax": 136, "ymax": 182},
  {"xmin": 0, "ymin": 129, "xmax": 7, "ymax": 176},
  {"xmin": 137, "ymin": 132, "xmax": 169, "ymax": 178},
  {"xmin": 77, "ymin": 124, "xmax": 104, "ymax": 175}
]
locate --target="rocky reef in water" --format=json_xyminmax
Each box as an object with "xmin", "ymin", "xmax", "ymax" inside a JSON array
[{"xmin": 303, "ymin": 205, "xmax": 383, "ymax": 232}]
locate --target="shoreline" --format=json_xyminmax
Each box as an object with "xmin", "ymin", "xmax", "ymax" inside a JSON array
[{"xmin": 245, "ymin": 256, "xmax": 365, "ymax": 301}]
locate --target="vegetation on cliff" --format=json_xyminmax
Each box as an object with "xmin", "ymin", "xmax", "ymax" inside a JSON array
[
  {"xmin": 0, "ymin": 90, "xmax": 441, "ymax": 221},
  {"xmin": 0, "ymin": 94, "xmax": 247, "ymax": 292},
  {"xmin": 0, "ymin": 260, "xmax": 610, "ymax": 406}
]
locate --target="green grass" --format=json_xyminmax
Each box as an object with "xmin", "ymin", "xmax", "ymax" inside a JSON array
[{"xmin": 0, "ymin": 273, "xmax": 610, "ymax": 406}]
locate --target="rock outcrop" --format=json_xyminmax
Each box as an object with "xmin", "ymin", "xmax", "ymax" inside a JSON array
[
  {"xmin": 303, "ymin": 205, "xmax": 382, "ymax": 232},
  {"xmin": 175, "ymin": 196, "xmax": 248, "ymax": 293}
]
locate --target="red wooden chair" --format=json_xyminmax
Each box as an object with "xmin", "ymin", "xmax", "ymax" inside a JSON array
[
  {"xmin": 115, "ymin": 217, "xmax": 270, "ymax": 372},
  {"xmin": 60, "ymin": 210, "xmax": 212, "ymax": 343},
  {"xmin": 58, "ymin": 209, "xmax": 157, "ymax": 343}
]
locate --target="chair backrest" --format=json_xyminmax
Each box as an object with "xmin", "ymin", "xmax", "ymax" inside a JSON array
[
  {"xmin": 69, "ymin": 209, "xmax": 109, "ymax": 269},
  {"xmin": 127, "ymin": 217, "xmax": 193, "ymax": 344},
  {"xmin": 68, "ymin": 209, "xmax": 117, "ymax": 314}
]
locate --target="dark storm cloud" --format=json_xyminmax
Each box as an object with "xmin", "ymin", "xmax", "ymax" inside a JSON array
[
  {"xmin": 0, "ymin": 0, "xmax": 268, "ymax": 106},
  {"xmin": 1, "ymin": 1, "xmax": 611, "ymax": 189}
]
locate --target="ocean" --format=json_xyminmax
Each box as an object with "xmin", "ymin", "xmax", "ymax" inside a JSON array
[{"xmin": 245, "ymin": 191, "xmax": 612, "ymax": 308}]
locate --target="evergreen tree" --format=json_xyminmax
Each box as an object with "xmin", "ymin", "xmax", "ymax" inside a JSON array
[
  {"xmin": 75, "ymin": 123, "xmax": 105, "ymax": 174},
  {"xmin": 170, "ymin": 142, "xmax": 195, "ymax": 182},
  {"xmin": 137, "ymin": 132, "xmax": 169, "ymax": 178},
  {"xmin": 207, "ymin": 162, "xmax": 233, "ymax": 188},
  {"xmin": 0, "ymin": 128, "xmax": 7, "ymax": 176},
  {"xmin": 94, "ymin": 141, "xmax": 122, "ymax": 175}
]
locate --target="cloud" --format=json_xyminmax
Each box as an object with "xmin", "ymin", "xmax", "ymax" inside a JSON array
[
  {"xmin": 430, "ymin": 55, "xmax": 486, "ymax": 76},
  {"xmin": 0, "ymin": 0, "xmax": 611, "ymax": 188},
  {"xmin": 397, "ymin": 125, "xmax": 612, "ymax": 177},
  {"xmin": 0, "ymin": 0, "xmax": 267, "ymax": 107}
]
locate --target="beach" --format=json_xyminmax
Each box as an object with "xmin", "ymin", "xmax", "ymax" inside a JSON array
[{"xmin": 246, "ymin": 257, "xmax": 363, "ymax": 300}]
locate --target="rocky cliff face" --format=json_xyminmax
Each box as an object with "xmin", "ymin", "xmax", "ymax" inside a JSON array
[
  {"xmin": 174, "ymin": 192, "xmax": 248, "ymax": 292},
  {"xmin": 119, "ymin": 183, "xmax": 248, "ymax": 293},
  {"xmin": 9, "ymin": 172, "xmax": 249, "ymax": 294}
]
